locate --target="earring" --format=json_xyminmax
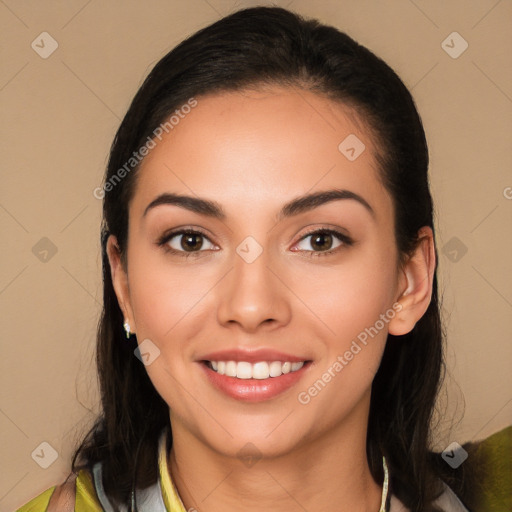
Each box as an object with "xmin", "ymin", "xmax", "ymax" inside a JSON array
[{"xmin": 123, "ymin": 321, "xmax": 131, "ymax": 339}]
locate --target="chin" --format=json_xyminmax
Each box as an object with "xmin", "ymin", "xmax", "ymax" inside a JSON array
[{"xmin": 204, "ymin": 421, "xmax": 306, "ymax": 462}]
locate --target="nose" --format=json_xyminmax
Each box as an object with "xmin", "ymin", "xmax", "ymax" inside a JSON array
[{"xmin": 216, "ymin": 245, "xmax": 291, "ymax": 333}]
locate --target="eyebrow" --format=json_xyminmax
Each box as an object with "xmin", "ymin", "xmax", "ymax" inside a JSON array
[{"xmin": 143, "ymin": 188, "xmax": 375, "ymax": 221}]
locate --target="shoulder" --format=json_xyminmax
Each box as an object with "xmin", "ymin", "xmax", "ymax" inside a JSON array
[
  {"xmin": 432, "ymin": 426, "xmax": 512, "ymax": 511},
  {"xmin": 15, "ymin": 485, "xmax": 56, "ymax": 512},
  {"xmin": 16, "ymin": 469, "xmax": 103, "ymax": 512}
]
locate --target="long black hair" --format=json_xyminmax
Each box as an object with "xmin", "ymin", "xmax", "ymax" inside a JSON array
[{"xmin": 71, "ymin": 7, "xmax": 446, "ymax": 511}]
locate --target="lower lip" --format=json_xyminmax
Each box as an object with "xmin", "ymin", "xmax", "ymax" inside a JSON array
[{"xmin": 199, "ymin": 362, "xmax": 311, "ymax": 402}]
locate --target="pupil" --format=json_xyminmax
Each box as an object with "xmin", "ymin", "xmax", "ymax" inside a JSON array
[
  {"xmin": 312, "ymin": 233, "xmax": 332, "ymax": 251},
  {"xmin": 183, "ymin": 234, "xmax": 202, "ymax": 251}
]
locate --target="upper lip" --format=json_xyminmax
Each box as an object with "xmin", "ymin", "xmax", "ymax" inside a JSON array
[{"xmin": 198, "ymin": 348, "xmax": 310, "ymax": 363}]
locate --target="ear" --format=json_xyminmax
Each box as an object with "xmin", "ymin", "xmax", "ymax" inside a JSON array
[
  {"xmin": 388, "ymin": 226, "xmax": 436, "ymax": 336},
  {"xmin": 106, "ymin": 234, "xmax": 137, "ymax": 335}
]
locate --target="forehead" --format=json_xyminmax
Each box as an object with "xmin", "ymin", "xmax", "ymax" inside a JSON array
[{"xmin": 130, "ymin": 86, "xmax": 392, "ymax": 222}]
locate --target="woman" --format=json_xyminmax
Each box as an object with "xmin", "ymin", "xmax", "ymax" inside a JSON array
[{"xmin": 16, "ymin": 6, "xmax": 470, "ymax": 512}]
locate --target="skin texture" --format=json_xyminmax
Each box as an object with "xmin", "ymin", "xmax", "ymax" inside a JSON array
[{"xmin": 107, "ymin": 85, "xmax": 436, "ymax": 512}]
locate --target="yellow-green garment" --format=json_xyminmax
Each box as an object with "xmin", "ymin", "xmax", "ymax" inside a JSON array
[
  {"xmin": 15, "ymin": 425, "xmax": 512, "ymax": 512},
  {"xmin": 16, "ymin": 428, "xmax": 187, "ymax": 512}
]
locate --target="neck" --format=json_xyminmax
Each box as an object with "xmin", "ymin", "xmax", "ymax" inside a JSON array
[{"xmin": 168, "ymin": 405, "xmax": 382, "ymax": 512}]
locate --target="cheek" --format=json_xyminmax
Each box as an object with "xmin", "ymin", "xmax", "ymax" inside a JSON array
[
  {"xmin": 294, "ymin": 251, "xmax": 397, "ymax": 420},
  {"xmin": 126, "ymin": 254, "xmax": 208, "ymax": 409},
  {"xmin": 300, "ymin": 240, "xmax": 398, "ymax": 344},
  {"xmin": 127, "ymin": 247, "xmax": 211, "ymax": 344}
]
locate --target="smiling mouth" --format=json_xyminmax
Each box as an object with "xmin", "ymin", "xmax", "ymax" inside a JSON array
[{"xmin": 203, "ymin": 360, "xmax": 310, "ymax": 379}]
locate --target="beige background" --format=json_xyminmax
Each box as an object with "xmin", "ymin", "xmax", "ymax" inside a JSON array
[{"xmin": 1, "ymin": 0, "xmax": 511, "ymax": 510}]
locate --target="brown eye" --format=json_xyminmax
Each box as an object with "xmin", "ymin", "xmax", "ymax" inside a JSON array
[
  {"xmin": 309, "ymin": 232, "xmax": 335, "ymax": 251},
  {"xmin": 294, "ymin": 228, "xmax": 353, "ymax": 257},
  {"xmin": 178, "ymin": 232, "xmax": 205, "ymax": 251},
  {"xmin": 158, "ymin": 229, "xmax": 216, "ymax": 256}
]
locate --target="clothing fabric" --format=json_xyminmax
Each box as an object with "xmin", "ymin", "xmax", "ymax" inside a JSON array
[{"xmin": 16, "ymin": 427, "xmax": 469, "ymax": 512}]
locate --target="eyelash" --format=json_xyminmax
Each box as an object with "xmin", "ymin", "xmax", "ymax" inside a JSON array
[{"xmin": 156, "ymin": 227, "xmax": 353, "ymax": 259}]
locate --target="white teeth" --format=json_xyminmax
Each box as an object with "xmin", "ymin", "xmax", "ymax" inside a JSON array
[
  {"xmin": 236, "ymin": 361, "xmax": 252, "ymax": 379},
  {"xmin": 269, "ymin": 361, "xmax": 282, "ymax": 377},
  {"xmin": 208, "ymin": 360, "xmax": 306, "ymax": 379},
  {"xmin": 225, "ymin": 361, "xmax": 237, "ymax": 377},
  {"xmin": 252, "ymin": 362, "xmax": 269, "ymax": 379},
  {"xmin": 291, "ymin": 362, "xmax": 304, "ymax": 372}
]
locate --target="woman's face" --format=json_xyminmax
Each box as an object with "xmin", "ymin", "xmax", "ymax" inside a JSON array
[{"xmin": 110, "ymin": 86, "xmax": 409, "ymax": 459}]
